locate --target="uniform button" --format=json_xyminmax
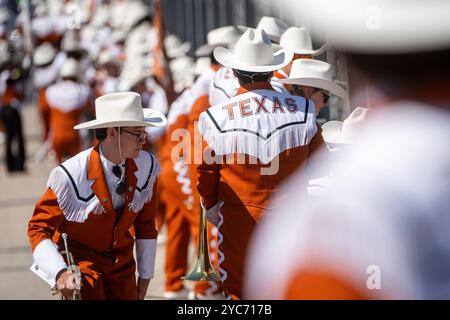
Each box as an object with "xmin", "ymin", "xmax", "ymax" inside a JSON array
[
  {"xmin": 128, "ymin": 186, "xmax": 134, "ymax": 192},
  {"xmin": 113, "ymin": 240, "xmax": 118, "ymax": 246},
  {"xmin": 102, "ymin": 197, "xmax": 107, "ymax": 203},
  {"xmin": 115, "ymin": 257, "xmax": 119, "ymax": 264}
]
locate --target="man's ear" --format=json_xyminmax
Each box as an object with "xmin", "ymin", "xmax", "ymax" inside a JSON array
[{"xmin": 107, "ymin": 127, "xmax": 116, "ymax": 139}]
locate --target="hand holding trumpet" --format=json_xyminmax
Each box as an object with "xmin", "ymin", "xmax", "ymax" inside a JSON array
[{"xmin": 55, "ymin": 268, "xmax": 82, "ymax": 299}]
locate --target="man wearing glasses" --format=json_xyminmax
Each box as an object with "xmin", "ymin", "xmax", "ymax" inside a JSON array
[
  {"xmin": 27, "ymin": 92, "xmax": 167, "ymax": 300},
  {"xmin": 276, "ymin": 59, "xmax": 347, "ymax": 116}
]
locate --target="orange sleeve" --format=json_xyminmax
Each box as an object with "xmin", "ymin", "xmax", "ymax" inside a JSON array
[
  {"xmin": 133, "ymin": 178, "xmax": 159, "ymax": 240},
  {"xmin": 28, "ymin": 188, "xmax": 65, "ymax": 252},
  {"xmin": 39, "ymin": 88, "xmax": 51, "ymax": 140},
  {"xmin": 309, "ymin": 124, "xmax": 325, "ymax": 156},
  {"xmin": 196, "ymin": 141, "xmax": 221, "ymax": 210}
]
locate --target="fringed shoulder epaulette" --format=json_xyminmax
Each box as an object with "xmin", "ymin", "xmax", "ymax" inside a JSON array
[
  {"xmin": 46, "ymin": 148, "xmax": 105, "ymax": 223},
  {"xmin": 127, "ymin": 151, "xmax": 161, "ymax": 213},
  {"xmin": 198, "ymin": 90, "xmax": 318, "ymax": 164}
]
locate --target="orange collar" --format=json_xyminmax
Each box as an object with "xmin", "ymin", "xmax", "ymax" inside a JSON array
[
  {"xmin": 235, "ymin": 82, "xmax": 275, "ymax": 96},
  {"xmin": 87, "ymin": 143, "xmax": 138, "ymax": 216},
  {"xmin": 274, "ymin": 70, "xmax": 288, "ymax": 79},
  {"xmin": 211, "ymin": 64, "xmax": 221, "ymax": 72}
]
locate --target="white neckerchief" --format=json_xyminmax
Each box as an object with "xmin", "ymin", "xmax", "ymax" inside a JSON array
[{"xmin": 99, "ymin": 144, "xmax": 125, "ymax": 211}]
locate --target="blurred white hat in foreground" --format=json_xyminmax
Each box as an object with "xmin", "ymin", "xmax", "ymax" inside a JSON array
[{"xmin": 270, "ymin": 0, "xmax": 450, "ymax": 53}]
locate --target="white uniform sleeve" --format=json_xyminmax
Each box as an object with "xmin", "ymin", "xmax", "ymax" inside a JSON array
[
  {"xmin": 136, "ymin": 239, "xmax": 157, "ymax": 279},
  {"xmin": 31, "ymin": 239, "xmax": 67, "ymax": 288}
]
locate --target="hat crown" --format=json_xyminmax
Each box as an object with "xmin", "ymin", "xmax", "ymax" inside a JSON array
[
  {"xmin": 60, "ymin": 58, "xmax": 80, "ymax": 78},
  {"xmin": 290, "ymin": 59, "xmax": 333, "ymax": 81},
  {"xmin": 280, "ymin": 27, "xmax": 313, "ymax": 52},
  {"xmin": 207, "ymin": 26, "xmax": 243, "ymax": 46},
  {"xmin": 95, "ymin": 92, "xmax": 144, "ymax": 124},
  {"xmin": 256, "ymin": 16, "xmax": 289, "ymax": 42},
  {"xmin": 233, "ymin": 28, "xmax": 274, "ymax": 67},
  {"xmin": 322, "ymin": 107, "xmax": 369, "ymax": 146},
  {"xmin": 34, "ymin": 42, "xmax": 56, "ymax": 65},
  {"xmin": 341, "ymin": 107, "xmax": 369, "ymax": 141}
]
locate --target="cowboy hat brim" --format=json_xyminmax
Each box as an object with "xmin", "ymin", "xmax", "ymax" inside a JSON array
[
  {"xmin": 214, "ymin": 47, "xmax": 293, "ymax": 72},
  {"xmin": 276, "ymin": 76, "xmax": 347, "ymax": 98},
  {"xmin": 195, "ymin": 43, "xmax": 227, "ymax": 57},
  {"xmin": 74, "ymin": 109, "xmax": 167, "ymax": 130},
  {"xmin": 292, "ymin": 43, "xmax": 327, "ymax": 56}
]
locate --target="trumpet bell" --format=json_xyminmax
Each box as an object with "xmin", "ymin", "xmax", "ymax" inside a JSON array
[
  {"xmin": 183, "ymin": 206, "xmax": 221, "ymax": 282},
  {"xmin": 182, "ymin": 258, "xmax": 221, "ymax": 282}
]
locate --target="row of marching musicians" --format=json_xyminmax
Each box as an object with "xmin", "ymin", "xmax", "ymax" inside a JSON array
[{"xmin": 25, "ymin": 11, "xmax": 408, "ymax": 299}]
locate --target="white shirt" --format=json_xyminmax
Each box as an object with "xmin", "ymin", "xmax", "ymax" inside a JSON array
[{"xmin": 99, "ymin": 144, "xmax": 125, "ymax": 211}]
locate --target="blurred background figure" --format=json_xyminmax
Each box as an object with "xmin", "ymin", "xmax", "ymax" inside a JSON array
[
  {"xmin": 244, "ymin": 0, "xmax": 450, "ymax": 300},
  {"xmin": 0, "ymin": 44, "xmax": 26, "ymax": 173},
  {"xmin": 43, "ymin": 58, "xmax": 93, "ymax": 163}
]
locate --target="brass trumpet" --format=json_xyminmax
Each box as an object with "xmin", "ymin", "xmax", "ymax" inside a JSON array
[
  {"xmin": 51, "ymin": 233, "xmax": 82, "ymax": 300},
  {"xmin": 183, "ymin": 206, "xmax": 221, "ymax": 281}
]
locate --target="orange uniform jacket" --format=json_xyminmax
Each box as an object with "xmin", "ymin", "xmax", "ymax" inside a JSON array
[
  {"xmin": 196, "ymin": 82, "xmax": 324, "ymax": 299},
  {"xmin": 28, "ymin": 144, "xmax": 159, "ymax": 299}
]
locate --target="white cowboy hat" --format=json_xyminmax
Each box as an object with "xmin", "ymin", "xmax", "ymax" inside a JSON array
[
  {"xmin": 91, "ymin": 7, "xmax": 110, "ymax": 28},
  {"xmin": 194, "ymin": 57, "xmax": 211, "ymax": 76},
  {"xmin": 74, "ymin": 92, "xmax": 167, "ymax": 130},
  {"xmin": 124, "ymin": 2, "xmax": 149, "ymax": 30},
  {"xmin": 214, "ymin": 28, "xmax": 293, "ymax": 72},
  {"xmin": 256, "ymin": 16, "xmax": 290, "ymax": 43},
  {"xmin": 60, "ymin": 58, "xmax": 80, "ymax": 79},
  {"xmin": 33, "ymin": 42, "xmax": 56, "ymax": 66},
  {"xmin": 98, "ymin": 50, "xmax": 122, "ymax": 67},
  {"xmin": 279, "ymin": 27, "xmax": 326, "ymax": 56},
  {"xmin": 269, "ymin": 0, "xmax": 450, "ymax": 53},
  {"xmin": 321, "ymin": 106, "xmax": 369, "ymax": 147},
  {"xmin": 277, "ymin": 59, "xmax": 346, "ymax": 98},
  {"xmin": 170, "ymin": 56, "xmax": 194, "ymax": 73},
  {"xmin": 195, "ymin": 26, "xmax": 245, "ymax": 57},
  {"xmin": 111, "ymin": 29, "xmax": 127, "ymax": 44},
  {"xmin": 118, "ymin": 67, "xmax": 152, "ymax": 91}
]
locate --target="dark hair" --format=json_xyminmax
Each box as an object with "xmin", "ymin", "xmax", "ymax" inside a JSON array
[
  {"xmin": 94, "ymin": 128, "xmax": 108, "ymax": 141},
  {"xmin": 210, "ymin": 52, "xmax": 218, "ymax": 65},
  {"xmin": 234, "ymin": 69, "xmax": 273, "ymax": 85}
]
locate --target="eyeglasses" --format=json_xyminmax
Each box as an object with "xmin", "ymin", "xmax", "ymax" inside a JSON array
[
  {"xmin": 290, "ymin": 86, "xmax": 330, "ymax": 104},
  {"xmin": 120, "ymin": 128, "xmax": 147, "ymax": 144},
  {"xmin": 112, "ymin": 165, "xmax": 125, "ymax": 195}
]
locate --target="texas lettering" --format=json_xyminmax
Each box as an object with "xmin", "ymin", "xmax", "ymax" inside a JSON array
[{"xmin": 222, "ymin": 96, "xmax": 300, "ymax": 120}]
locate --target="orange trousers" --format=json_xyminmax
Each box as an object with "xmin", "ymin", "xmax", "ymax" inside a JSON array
[{"xmin": 217, "ymin": 203, "xmax": 258, "ymax": 300}]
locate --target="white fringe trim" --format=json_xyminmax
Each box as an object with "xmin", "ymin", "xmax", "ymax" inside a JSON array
[
  {"xmin": 198, "ymin": 113, "xmax": 317, "ymax": 164},
  {"xmin": 127, "ymin": 154, "xmax": 160, "ymax": 213},
  {"xmin": 47, "ymin": 167, "xmax": 105, "ymax": 223}
]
